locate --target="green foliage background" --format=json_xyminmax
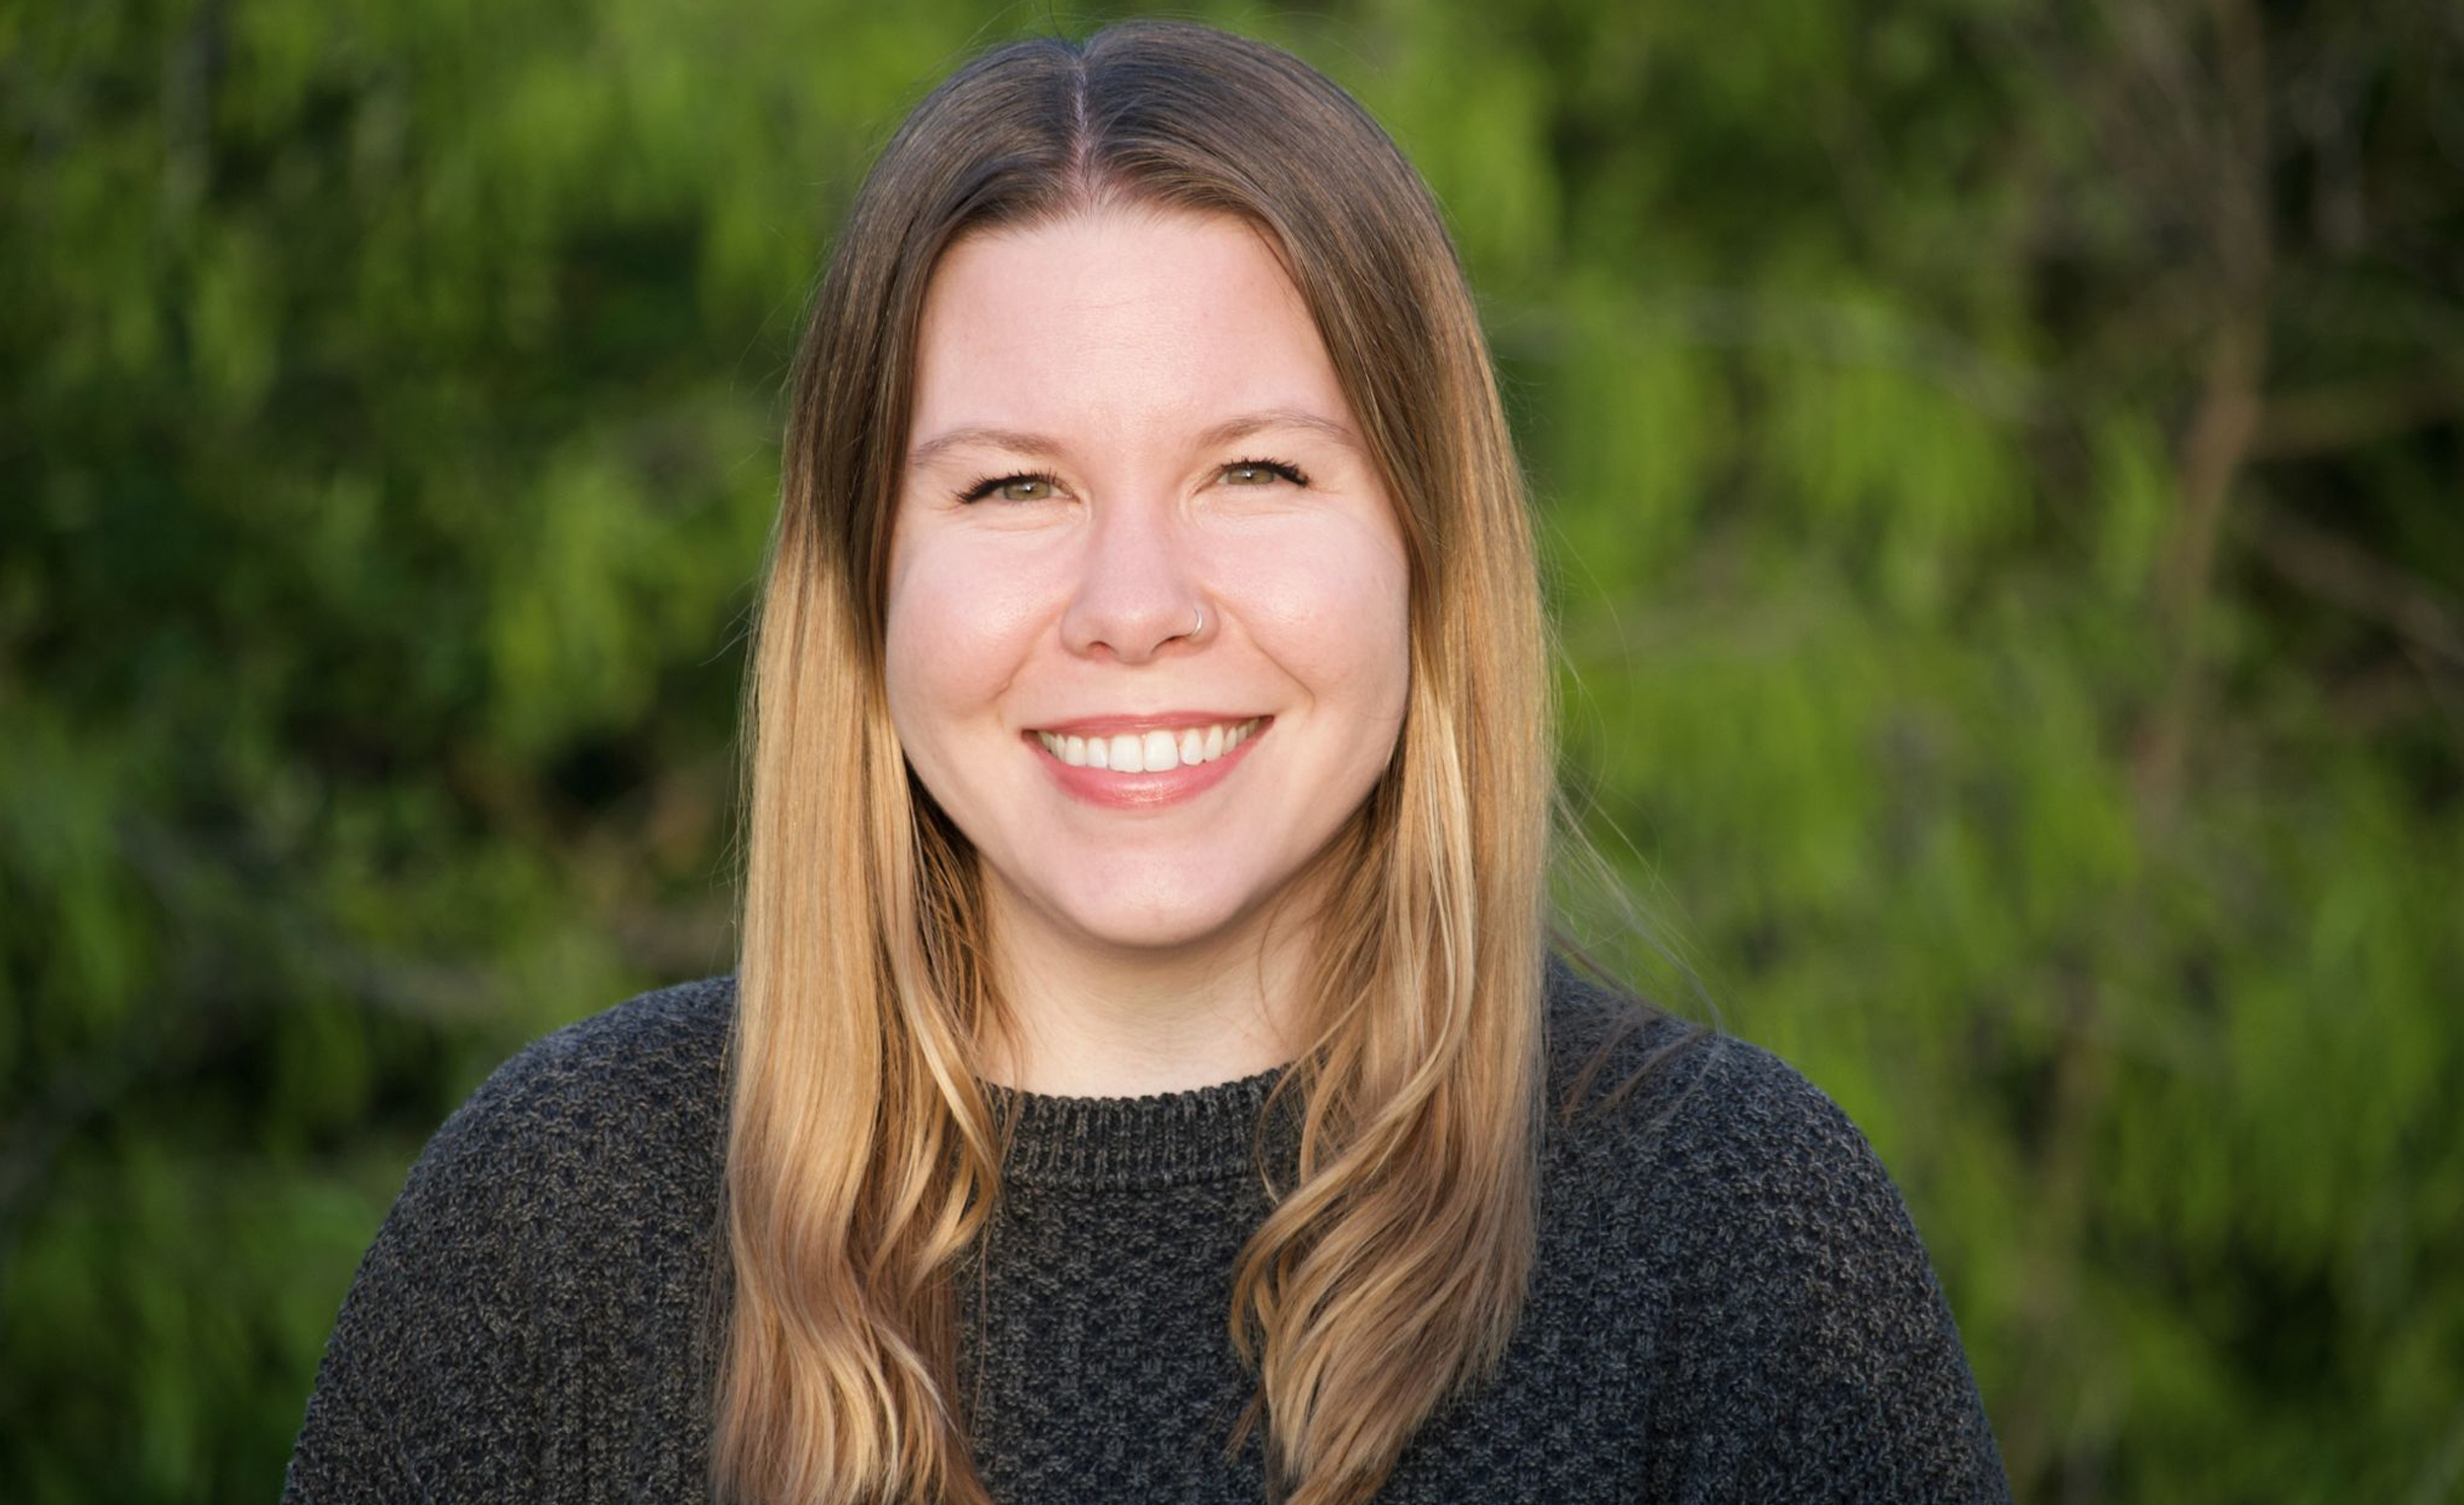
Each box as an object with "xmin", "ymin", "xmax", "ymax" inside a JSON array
[{"xmin": 5, "ymin": 1, "xmax": 2459, "ymax": 1500}]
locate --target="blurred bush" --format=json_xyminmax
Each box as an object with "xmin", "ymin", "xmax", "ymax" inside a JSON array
[{"xmin": 3, "ymin": 1, "xmax": 2458, "ymax": 1501}]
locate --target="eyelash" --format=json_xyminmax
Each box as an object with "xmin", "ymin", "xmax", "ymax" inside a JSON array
[{"xmin": 954, "ymin": 456, "xmax": 1312, "ymax": 504}]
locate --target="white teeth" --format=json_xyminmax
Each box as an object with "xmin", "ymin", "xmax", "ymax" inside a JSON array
[{"xmin": 1035, "ymin": 718, "xmax": 1262, "ymax": 773}]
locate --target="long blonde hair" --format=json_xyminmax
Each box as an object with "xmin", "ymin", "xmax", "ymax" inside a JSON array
[{"xmin": 719, "ymin": 23, "xmax": 1553, "ymax": 1505}]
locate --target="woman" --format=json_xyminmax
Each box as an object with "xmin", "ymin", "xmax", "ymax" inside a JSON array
[{"xmin": 287, "ymin": 21, "xmax": 2011, "ymax": 1505}]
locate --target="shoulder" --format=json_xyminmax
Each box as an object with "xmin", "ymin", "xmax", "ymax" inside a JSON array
[
  {"xmin": 465, "ymin": 970, "xmax": 736, "ymax": 1109},
  {"xmin": 285, "ymin": 976, "xmax": 738, "ymax": 1497},
  {"xmin": 366, "ymin": 972, "xmax": 738, "ymax": 1275},
  {"xmin": 424, "ymin": 973, "xmax": 736, "ymax": 1172},
  {"xmin": 1540, "ymin": 955, "xmax": 1943, "ymax": 1326},
  {"xmin": 1540, "ymin": 953, "xmax": 1902, "ymax": 1235},
  {"xmin": 1537, "ymin": 956, "xmax": 2011, "ymax": 1501}
]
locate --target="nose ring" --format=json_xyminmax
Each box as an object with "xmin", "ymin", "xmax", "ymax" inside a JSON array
[{"xmin": 1190, "ymin": 603, "xmax": 1207, "ymax": 640}]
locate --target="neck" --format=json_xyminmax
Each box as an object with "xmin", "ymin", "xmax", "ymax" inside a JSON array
[{"xmin": 977, "ymin": 883, "xmax": 1319, "ymax": 1098}]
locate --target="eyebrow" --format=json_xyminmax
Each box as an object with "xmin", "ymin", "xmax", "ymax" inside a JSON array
[{"xmin": 905, "ymin": 406, "xmax": 1365, "ymax": 470}]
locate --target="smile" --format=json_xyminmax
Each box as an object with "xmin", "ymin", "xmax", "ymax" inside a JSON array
[
  {"xmin": 1031, "ymin": 717, "xmax": 1264, "ymax": 773},
  {"xmin": 1022, "ymin": 716, "xmax": 1269, "ymax": 811}
]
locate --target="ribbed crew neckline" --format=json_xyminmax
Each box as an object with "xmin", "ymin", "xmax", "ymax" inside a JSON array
[{"xmin": 985, "ymin": 1062, "xmax": 1295, "ymax": 1189}]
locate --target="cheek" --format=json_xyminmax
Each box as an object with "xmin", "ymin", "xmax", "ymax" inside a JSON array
[
  {"xmin": 1216, "ymin": 514, "xmax": 1411, "ymax": 721},
  {"xmin": 883, "ymin": 533, "xmax": 1051, "ymax": 736}
]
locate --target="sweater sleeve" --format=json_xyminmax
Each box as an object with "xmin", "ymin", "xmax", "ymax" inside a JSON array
[
  {"xmin": 1638, "ymin": 1035, "xmax": 2012, "ymax": 1505},
  {"xmin": 281, "ymin": 1043, "xmax": 565, "ymax": 1504}
]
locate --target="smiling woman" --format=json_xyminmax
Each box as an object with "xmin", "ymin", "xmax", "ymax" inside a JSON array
[
  {"xmin": 888, "ymin": 211, "xmax": 1412, "ymax": 1093},
  {"xmin": 284, "ymin": 20, "xmax": 2012, "ymax": 1505}
]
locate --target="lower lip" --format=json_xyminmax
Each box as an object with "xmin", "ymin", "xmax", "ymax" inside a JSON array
[{"xmin": 1026, "ymin": 722, "xmax": 1268, "ymax": 809}]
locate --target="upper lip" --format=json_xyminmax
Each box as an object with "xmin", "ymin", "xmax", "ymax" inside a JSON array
[{"xmin": 1026, "ymin": 711, "xmax": 1266, "ymax": 736}]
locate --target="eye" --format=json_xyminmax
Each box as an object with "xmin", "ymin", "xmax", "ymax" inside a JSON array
[
  {"xmin": 957, "ymin": 471, "xmax": 1065, "ymax": 504},
  {"xmin": 1221, "ymin": 457, "xmax": 1310, "ymax": 488}
]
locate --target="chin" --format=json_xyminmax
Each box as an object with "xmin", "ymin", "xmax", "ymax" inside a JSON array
[
  {"xmin": 1012, "ymin": 868, "xmax": 1281, "ymax": 958},
  {"xmin": 1073, "ymin": 894, "xmax": 1257, "ymax": 955}
]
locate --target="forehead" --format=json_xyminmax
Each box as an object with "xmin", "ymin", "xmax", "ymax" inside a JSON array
[{"xmin": 907, "ymin": 208, "xmax": 1346, "ymax": 441}]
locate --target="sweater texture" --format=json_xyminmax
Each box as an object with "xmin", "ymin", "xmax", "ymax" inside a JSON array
[{"xmin": 284, "ymin": 963, "xmax": 2012, "ymax": 1503}]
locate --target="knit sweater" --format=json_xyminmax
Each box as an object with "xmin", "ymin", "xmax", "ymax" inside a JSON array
[{"xmin": 283, "ymin": 964, "xmax": 2012, "ymax": 1503}]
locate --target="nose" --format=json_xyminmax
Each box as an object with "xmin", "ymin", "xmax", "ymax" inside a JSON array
[{"xmin": 1058, "ymin": 497, "xmax": 1207, "ymax": 664}]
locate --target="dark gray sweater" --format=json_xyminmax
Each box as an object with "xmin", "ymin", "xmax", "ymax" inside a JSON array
[{"xmin": 284, "ymin": 966, "xmax": 2012, "ymax": 1503}]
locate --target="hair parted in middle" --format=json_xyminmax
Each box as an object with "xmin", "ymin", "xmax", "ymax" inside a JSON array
[{"xmin": 721, "ymin": 22, "xmax": 1555, "ymax": 1505}]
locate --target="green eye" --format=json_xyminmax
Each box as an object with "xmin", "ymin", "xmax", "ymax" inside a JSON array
[
  {"xmin": 1222, "ymin": 458, "xmax": 1309, "ymax": 488},
  {"xmin": 958, "ymin": 471, "xmax": 1064, "ymax": 504}
]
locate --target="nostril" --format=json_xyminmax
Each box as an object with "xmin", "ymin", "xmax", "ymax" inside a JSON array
[{"xmin": 1060, "ymin": 593, "xmax": 1212, "ymax": 662}]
